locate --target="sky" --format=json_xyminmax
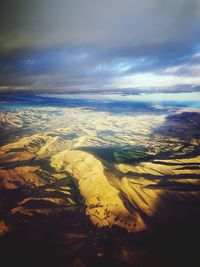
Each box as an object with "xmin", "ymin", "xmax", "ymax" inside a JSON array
[{"xmin": 0, "ymin": 0, "xmax": 200, "ymax": 95}]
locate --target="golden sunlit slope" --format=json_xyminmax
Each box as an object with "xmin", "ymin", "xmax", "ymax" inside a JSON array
[{"xmin": 51, "ymin": 149, "xmax": 139, "ymax": 231}]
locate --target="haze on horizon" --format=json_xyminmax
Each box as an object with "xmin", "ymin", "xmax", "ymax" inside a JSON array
[{"xmin": 0, "ymin": 0, "xmax": 200, "ymax": 95}]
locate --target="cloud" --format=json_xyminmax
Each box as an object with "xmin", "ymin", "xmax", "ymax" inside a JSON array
[
  {"xmin": 114, "ymin": 72, "xmax": 200, "ymax": 89},
  {"xmin": 1, "ymin": 0, "xmax": 200, "ymax": 50},
  {"xmin": 0, "ymin": 0, "xmax": 200, "ymax": 93}
]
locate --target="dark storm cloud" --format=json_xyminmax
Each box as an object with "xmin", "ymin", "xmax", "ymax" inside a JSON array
[{"xmin": 0, "ymin": 0, "xmax": 200, "ymax": 92}]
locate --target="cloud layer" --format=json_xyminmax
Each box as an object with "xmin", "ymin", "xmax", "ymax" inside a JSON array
[{"xmin": 0, "ymin": 0, "xmax": 200, "ymax": 93}]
